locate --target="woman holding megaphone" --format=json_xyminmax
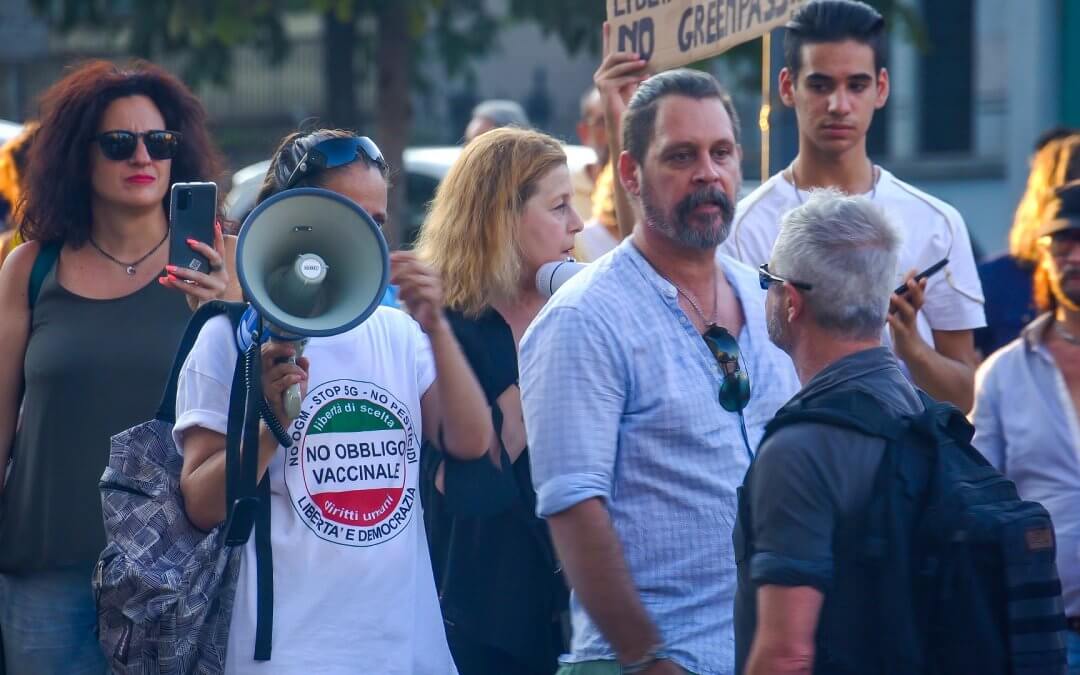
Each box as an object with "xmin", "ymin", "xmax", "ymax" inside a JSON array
[
  {"xmin": 415, "ymin": 127, "xmax": 585, "ymax": 675},
  {"xmin": 174, "ymin": 128, "xmax": 494, "ymax": 674}
]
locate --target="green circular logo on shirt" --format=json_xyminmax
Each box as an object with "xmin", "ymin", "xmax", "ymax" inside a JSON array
[{"xmin": 284, "ymin": 379, "xmax": 420, "ymax": 547}]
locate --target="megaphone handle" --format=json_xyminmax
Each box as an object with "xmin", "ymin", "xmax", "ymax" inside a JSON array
[{"xmin": 282, "ymin": 339, "xmax": 307, "ymax": 420}]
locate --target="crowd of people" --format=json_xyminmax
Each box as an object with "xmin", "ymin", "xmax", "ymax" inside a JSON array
[{"xmin": 0, "ymin": 0, "xmax": 1078, "ymax": 674}]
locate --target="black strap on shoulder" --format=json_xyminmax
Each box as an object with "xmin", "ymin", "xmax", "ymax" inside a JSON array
[
  {"xmin": 763, "ymin": 388, "xmax": 907, "ymax": 445},
  {"xmin": 27, "ymin": 241, "xmax": 61, "ymax": 310},
  {"xmin": 222, "ymin": 311, "xmax": 274, "ymax": 661},
  {"xmin": 253, "ymin": 475, "xmax": 274, "ymax": 660},
  {"xmin": 156, "ymin": 301, "xmax": 247, "ymax": 423}
]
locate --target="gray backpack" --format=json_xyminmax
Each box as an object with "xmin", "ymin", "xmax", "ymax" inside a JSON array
[{"xmin": 93, "ymin": 301, "xmax": 274, "ymax": 673}]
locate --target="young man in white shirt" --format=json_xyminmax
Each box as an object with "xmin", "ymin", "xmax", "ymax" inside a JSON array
[{"xmin": 721, "ymin": 0, "xmax": 985, "ymax": 410}]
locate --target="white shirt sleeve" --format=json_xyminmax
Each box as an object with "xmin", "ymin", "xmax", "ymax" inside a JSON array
[
  {"xmin": 410, "ymin": 316, "xmax": 436, "ymax": 397},
  {"xmin": 919, "ymin": 207, "xmax": 987, "ymax": 332},
  {"xmin": 173, "ymin": 314, "xmax": 240, "ymax": 452}
]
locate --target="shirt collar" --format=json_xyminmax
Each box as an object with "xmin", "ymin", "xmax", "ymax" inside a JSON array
[
  {"xmin": 621, "ymin": 237, "xmax": 759, "ymax": 324},
  {"xmin": 1021, "ymin": 313, "xmax": 1055, "ymax": 352},
  {"xmin": 621, "ymin": 237, "xmax": 679, "ymax": 302},
  {"xmin": 793, "ymin": 346, "xmax": 899, "ymax": 402}
]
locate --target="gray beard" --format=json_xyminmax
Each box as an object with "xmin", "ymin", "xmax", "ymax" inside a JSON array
[
  {"xmin": 766, "ymin": 299, "xmax": 793, "ymax": 353},
  {"xmin": 641, "ymin": 183, "xmax": 733, "ymax": 250}
]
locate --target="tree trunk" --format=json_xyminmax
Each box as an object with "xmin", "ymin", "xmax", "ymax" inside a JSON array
[
  {"xmin": 376, "ymin": 1, "xmax": 412, "ymax": 249},
  {"xmin": 323, "ymin": 10, "xmax": 357, "ymax": 129}
]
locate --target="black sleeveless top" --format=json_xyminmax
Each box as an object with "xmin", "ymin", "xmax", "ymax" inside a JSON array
[
  {"xmin": 0, "ymin": 261, "xmax": 190, "ymax": 573},
  {"xmin": 421, "ymin": 308, "xmax": 568, "ymax": 671}
]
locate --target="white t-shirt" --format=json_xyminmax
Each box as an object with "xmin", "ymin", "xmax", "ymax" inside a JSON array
[
  {"xmin": 173, "ymin": 307, "xmax": 457, "ymax": 675},
  {"xmin": 721, "ymin": 167, "xmax": 987, "ymax": 352}
]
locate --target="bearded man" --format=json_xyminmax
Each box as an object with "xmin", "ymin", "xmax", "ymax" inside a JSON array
[{"xmin": 519, "ymin": 68, "xmax": 799, "ymax": 675}]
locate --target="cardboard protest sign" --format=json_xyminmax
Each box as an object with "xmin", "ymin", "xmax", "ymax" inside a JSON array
[{"xmin": 607, "ymin": 0, "xmax": 807, "ymax": 71}]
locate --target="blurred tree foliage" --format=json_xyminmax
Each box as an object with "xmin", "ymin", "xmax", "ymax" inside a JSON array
[{"xmin": 30, "ymin": 0, "xmax": 923, "ymax": 243}]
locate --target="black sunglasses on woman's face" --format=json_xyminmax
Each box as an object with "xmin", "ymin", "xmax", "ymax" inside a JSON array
[{"xmin": 94, "ymin": 130, "xmax": 182, "ymax": 161}]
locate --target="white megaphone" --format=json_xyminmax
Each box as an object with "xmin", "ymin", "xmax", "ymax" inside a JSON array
[
  {"xmin": 536, "ymin": 258, "xmax": 586, "ymax": 299},
  {"xmin": 235, "ymin": 187, "xmax": 389, "ymax": 420}
]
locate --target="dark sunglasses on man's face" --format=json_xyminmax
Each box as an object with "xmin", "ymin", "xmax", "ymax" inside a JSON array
[
  {"xmin": 702, "ymin": 325, "xmax": 751, "ymax": 413},
  {"xmin": 1044, "ymin": 231, "xmax": 1080, "ymax": 258},
  {"xmin": 285, "ymin": 136, "xmax": 386, "ymax": 189},
  {"xmin": 758, "ymin": 263, "xmax": 814, "ymax": 291},
  {"xmin": 95, "ymin": 130, "xmax": 182, "ymax": 161}
]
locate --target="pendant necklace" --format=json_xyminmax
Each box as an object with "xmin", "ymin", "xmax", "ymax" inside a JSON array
[
  {"xmin": 672, "ymin": 277, "xmax": 719, "ymax": 330},
  {"xmin": 88, "ymin": 228, "xmax": 169, "ymax": 276}
]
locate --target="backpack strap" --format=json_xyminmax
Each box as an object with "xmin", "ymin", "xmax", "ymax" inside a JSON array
[
  {"xmin": 159, "ymin": 300, "xmax": 274, "ymax": 661},
  {"xmin": 27, "ymin": 241, "xmax": 61, "ymax": 310},
  {"xmin": 223, "ymin": 312, "xmax": 275, "ymax": 661},
  {"xmin": 253, "ymin": 476, "xmax": 274, "ymax": 660},
  {"xmin": 763, "ymin": 388, "xmax": 907, "ymax": 446},
  {"xmin": 156, "ymin": 300, "xmax": 248, "ymax": 423}
]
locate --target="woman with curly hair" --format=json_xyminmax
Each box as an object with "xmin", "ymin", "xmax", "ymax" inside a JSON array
[{"xmin": 0, "ymin": 60, "xmax": 234, "ymax": 673}]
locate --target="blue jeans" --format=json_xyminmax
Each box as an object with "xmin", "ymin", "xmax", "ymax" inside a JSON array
[{"xmin": 0, "ymin": 569, "xmax": 107, "ymax": 675}]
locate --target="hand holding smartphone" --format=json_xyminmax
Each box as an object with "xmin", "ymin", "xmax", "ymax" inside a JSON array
[
  {"xmin": 168, "ymin": 182, "xmax": 218, "ymax": 273},
  {"xmin": 894, "ymin": 257, "xmax": 948, "ymax": 296}
]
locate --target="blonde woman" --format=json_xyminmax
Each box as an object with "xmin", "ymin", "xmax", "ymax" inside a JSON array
[
  {"xmin": 978, "ymin": 133, "xmax": 1080, "ymax": 356},
  {"xmin": 416, "ymin": 127, "xmax": 584, "ymax": 675}
]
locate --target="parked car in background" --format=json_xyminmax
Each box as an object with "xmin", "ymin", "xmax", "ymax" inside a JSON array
[
  {"xmin": 0, "ymin": 119, "xmax": 22, "ymax": 144},
  {"xmin": 224, "ymin": 144, "xmax": 597, "ymax": 246}
]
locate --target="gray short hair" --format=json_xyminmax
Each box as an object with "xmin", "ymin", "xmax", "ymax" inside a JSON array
[
  {"xmin": 772, "ymin": 188, "xmax": 902, "ymax": 339},
  {"xmin": 471, "ymin": 99, "xmax": 530, "ymax": 129}
]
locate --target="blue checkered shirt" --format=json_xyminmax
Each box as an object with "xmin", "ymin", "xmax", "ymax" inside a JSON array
[{"xmin": 520, "ymin": 238, "xmax": 800, "ymax": 675}]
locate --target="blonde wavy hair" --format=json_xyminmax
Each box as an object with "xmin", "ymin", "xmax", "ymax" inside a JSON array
[
  {"xmin": 1010, "ymin": 134, "xmax": 1080, "ymax": 262},
  {"xmin": 416, "ymin": 127, "xmax": 566, "ymax": 316}
]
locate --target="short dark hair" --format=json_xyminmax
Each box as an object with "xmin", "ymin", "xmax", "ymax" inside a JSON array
[
  {"xmin": 257, "ymin": 128, "xmax": 391, "ymax": 206},
  {"xmin": 622, "ymin": 69, "xmax": 741, "ymax": 165},
  {"xmin": 784, "ymin": 0, "xmax": 887, "ymax": 78},
  {"xmin": 21, "ymin": 60, "xmax": 223, "ymax": 246},
  {"xmin": 1034, "ymin": 126, "xmax": 1078, "ymax": 153}
]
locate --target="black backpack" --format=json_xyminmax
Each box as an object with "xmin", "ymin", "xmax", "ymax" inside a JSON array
[{"xmin": 751, "ymin": 389, "xmax": 1066, "ymax": 675}]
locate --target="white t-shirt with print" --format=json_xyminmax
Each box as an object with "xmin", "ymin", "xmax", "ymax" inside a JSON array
[
  {"xmin": 720, "ymin": 167, "xmax": 987, "ymax": 352},
  {"xmin": 173, "ymin": 307, "xmax": 457, "ymax": 675}
]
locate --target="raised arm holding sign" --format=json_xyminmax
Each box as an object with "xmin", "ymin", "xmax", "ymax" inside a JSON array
[
  {"xmin": 607, "ymin": 0, "xmax": 807, "ymax": 71},
  {"xmin": 595, "ymin": 22, "xmax": 650, "ymax": 239}
]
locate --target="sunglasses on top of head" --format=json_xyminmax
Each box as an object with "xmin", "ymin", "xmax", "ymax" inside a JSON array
[
  {"xmin": 95, "ymin": 130, "xmax": 183, "ymax": 161},
  {"xmin": 285, "ymin": 136, "xmax": 387, "ymax": 189}
]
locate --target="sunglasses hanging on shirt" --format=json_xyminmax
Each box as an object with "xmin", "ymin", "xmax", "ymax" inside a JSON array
[{"xmin": 702, "ymin": 325, "xmax": 754, "ymax": 461}]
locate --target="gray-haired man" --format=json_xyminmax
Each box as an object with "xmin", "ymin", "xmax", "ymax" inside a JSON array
[{"xmin": 732, "ymin": 189, "xmax": 922, "ymax": 674}]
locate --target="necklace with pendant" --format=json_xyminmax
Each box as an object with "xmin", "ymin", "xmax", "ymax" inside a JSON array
[
  {"xmin": 672, "ymin": 277, "xmax": 719, "ymax": 330},
  {"xmin": 88, "ymin": 228, "xmax": 169, "ymax": 276}
]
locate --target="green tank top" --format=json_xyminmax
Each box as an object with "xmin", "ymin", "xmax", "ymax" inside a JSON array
[{"xmin": 0, "ymin": 262, "xmax": 191, "ymax": 573}]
